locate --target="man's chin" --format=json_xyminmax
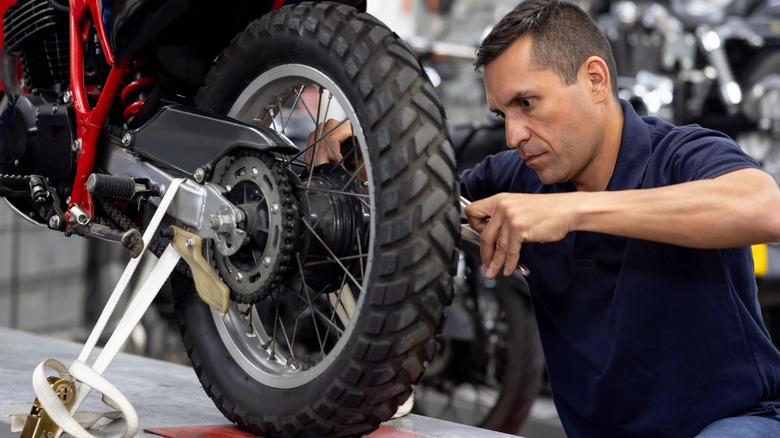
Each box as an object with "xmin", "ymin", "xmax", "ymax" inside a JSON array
[{"xmin": 534, "ymin": 170, "xmax": 563, "ymax": 186}]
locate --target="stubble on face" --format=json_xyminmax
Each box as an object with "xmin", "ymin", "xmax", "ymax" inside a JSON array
[{"xmin": 484, "ymin": 36, "xmax": 602, "ymax": 188}]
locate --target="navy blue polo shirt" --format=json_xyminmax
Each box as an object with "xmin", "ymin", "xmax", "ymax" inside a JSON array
[{"xmin": 460, "ymin": 100, "xmax": 780, "ymax": 437}]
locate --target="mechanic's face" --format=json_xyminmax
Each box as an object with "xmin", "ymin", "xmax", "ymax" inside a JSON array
[{"xmin": 483, "ymin": 35, "xmax": 604, "ymax": 188}]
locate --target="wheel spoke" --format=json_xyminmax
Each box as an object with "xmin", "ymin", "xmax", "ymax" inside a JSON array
[
  {"xmin": 299, "ymin": 218, "xmax": 363, "ymax": 290},
  {"xmin": 210, "ymin": 63, "xmax": 376, "ymax": 388}
]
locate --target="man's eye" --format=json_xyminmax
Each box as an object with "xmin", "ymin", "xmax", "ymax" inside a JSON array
[{"xmin": 520, "ymin": 98, "xmax": 532, "ymax": 108}]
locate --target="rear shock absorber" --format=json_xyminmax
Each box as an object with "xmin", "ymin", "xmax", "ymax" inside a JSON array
[{"xmin": 120, "ymin": 58, "xmax": 161, "ymax": 126}]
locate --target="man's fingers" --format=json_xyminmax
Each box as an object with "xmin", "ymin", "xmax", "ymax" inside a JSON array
[
  {"xmin": 499, "ymin": 225, "xmax": 522, "ymax": 277},
  {"xmin": 477, "ymin": 221, "xmax": 494, "ymax": 276},
  {"xmin": 305, "ymin": 119, "xmax": 349, "ymax": 167},
  {"xmin": 480, "ymin": 222, "xmax": 508, "ymax": 280}
]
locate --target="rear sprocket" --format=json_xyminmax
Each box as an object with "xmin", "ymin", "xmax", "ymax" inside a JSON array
[{"xmin": 212, "ymin": 152, "xmax": 298, "ymax": 303}]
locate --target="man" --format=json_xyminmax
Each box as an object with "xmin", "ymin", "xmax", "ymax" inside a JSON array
[
  {"xmin": 307, "ymin": 0, "xmax": 780, "ymax": 435},
  {"xmin": 461, "ymin": 0, "xmax": 780, "ymax": 436}
]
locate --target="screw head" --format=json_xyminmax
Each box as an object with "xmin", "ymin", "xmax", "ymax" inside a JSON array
[
  {"xmin": 48, "ymin": 215, "xmax": 61, "ymax": 230},
  {"xmin": 193, "ymin": 167, "xmax": 206, "ymax": 183},
  {"xmin": 121, "ymin": 132, "xmax": 133, "ymax": 147}
]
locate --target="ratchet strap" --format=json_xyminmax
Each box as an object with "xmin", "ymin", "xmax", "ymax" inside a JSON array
[{"xmin": 10, "ymin": 178, "xmax": 186, "ymax": 438}]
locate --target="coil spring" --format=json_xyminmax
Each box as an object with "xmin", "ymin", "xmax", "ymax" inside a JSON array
[{"xmin": 120, "ymin": 59, "xmax": 161, "ymax": 124}]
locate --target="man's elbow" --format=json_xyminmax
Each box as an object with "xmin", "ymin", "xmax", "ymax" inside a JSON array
[{"xmin": 758, "ymin": 184, "xmax": 780, "ymax": 243}]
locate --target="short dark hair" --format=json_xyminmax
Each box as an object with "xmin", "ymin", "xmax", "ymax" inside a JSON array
[{"xmin": 475, "ymin": 0, "xmax": 618, "ymax": 97}]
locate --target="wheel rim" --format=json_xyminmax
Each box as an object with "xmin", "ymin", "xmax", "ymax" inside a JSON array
[{"xmin": 210, "ymin": 64, "xmax": 376, "ymax": 389}]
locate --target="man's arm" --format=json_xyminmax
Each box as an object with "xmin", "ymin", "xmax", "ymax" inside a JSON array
[{"xmin": 466, "ymin": 168, "xmax": 780, "ymax": 278}]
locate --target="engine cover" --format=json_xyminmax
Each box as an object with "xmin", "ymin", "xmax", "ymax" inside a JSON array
[{"xmin": 0, "ymin": 94, "xmax": 73, "ymax": 179}]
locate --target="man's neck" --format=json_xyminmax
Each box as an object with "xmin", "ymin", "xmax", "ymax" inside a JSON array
[{"xmin": 572, "ymin": 100, "xmax": 625, "ymax": 192}]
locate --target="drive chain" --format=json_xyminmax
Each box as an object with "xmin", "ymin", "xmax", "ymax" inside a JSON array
[{"xmin": 95, "ymin": 196, "xmax": 193, "ymax": 278}]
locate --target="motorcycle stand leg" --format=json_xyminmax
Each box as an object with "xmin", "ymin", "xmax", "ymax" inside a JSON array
[{"xmin": 11, "ymin": 179, "xmax": 189, "ymax": 438}]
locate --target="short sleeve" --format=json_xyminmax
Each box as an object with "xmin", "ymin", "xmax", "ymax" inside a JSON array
[{"xmin": 654, "ymin": 126, "xmax": 761, "ymax": 185}]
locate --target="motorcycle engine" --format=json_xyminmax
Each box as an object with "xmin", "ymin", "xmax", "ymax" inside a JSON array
[
  {"xmin": 0, "ymin": 94, "xmax": 73, "ymax": 179},
  {"xmin": 1, "ymin": 0, "xmax": 73, "ymax": 179},
  {"xmin": 3, "ymin": 0, "xmax": 70, "ymax": 92}
]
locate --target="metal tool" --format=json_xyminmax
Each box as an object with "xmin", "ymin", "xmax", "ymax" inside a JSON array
[{"xmin": 459, "ymin": 196, "xmax": 531, "ymax": 277}]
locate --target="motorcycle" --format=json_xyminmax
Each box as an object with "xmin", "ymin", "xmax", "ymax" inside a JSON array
[{"xmin": 0, "ymin": 0, "xmax": 459, "ymax": 437}]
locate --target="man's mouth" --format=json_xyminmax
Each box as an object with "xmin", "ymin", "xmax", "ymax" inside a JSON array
[{"xmin": 522, "ymin": 152, "xmax": 544, "ymax": 165}]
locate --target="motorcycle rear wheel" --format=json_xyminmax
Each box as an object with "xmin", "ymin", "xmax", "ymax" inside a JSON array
[{"xmin": 170, "ymin": 3, "xmax": 458, "ymax": 437}]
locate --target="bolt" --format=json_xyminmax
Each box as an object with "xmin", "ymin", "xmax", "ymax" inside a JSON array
[
  {"xmin": 225, "ymin": 184, "xmax": 232, "ymax": 193},
  {"xmin": 210, "ymin": 214, "xmax": 233, "ymax": 233},
  {"xmin": 71, "ymin": 138, "xmax": 82, "ymax": 153},
  {"xmin": 51, "ymin": 104, "xmax": 58, "ymax": 114},
  {"xmin": 193, "ymin": 167, "xmax": 206, "ymax": 183},
  {"xmin": 263, "ymin": 256, "xmax": 272, "ymax": 267},
  {"xmin": 121, "ymin": 132, "xmax": 133, "ymax": 147},
  {"xmin": 185, "ymin": 237, "xmax": 195, "ymax": 251},
  {"xmin": 48, "ymin": 215, "xmax": 61, "ymax": 230},
  {"xmin": 251, "ymin": 167, "xmax": 259, "ymax": 178},
  {"xmin": 236, "ymin": 272, "xmax": 244, "ymax": 283},
  {"xmin": 271, "ymin": 203, "xmax": 280, "ymax": 214},
  {"xmin": 209, "ymin": 216, "xmax": 221, "ymax": 230},
  {"xmin": 62, "ymin": 90, "xmax": 72, "ymax": 103}
]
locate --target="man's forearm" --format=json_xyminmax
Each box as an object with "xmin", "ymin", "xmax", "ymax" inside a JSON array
[{"xmin": 574, "ymin": 168, "xmax": 780, "ymax": 248}]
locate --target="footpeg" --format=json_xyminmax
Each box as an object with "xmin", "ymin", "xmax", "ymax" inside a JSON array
[{"xmin": 87, "ymin": 173, "xmax": 161, "ymax": 200}]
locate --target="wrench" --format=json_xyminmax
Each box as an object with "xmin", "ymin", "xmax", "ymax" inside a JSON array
[{"xmin": 460, "ymin": 196, "xmax": 531, "ymax": 277}]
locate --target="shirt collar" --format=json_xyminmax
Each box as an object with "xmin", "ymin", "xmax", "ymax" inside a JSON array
[{"xmin": 606, "ymin": 99, "xmax": 652, "ymax": 191}]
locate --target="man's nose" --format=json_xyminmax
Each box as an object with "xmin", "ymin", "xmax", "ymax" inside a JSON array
[{"xmin": 505, "ymin": 117, "xmax": 531, "ymax": 149}]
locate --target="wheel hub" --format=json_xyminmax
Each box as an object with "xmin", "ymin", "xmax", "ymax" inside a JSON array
[{"xmin": 297, "ymin": 163, "xmax": 370, "ymax": 292}]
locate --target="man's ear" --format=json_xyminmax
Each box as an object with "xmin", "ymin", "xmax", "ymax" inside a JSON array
[{"xmin": 584, "ymin": 56, "xmax": 611, "ymax": 102}]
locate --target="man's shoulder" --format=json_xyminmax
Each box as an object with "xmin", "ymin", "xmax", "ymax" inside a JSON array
[
  {"xmin": 459, "ymin": 149, "xmax": 531, "ymax": 195},
  {"xmin": 643, "ymin": 116, "xmax": 735, "ymax": 149}
]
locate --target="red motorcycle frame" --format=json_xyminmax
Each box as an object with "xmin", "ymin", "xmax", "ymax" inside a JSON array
[{"xmin": 0, "ymin": 0, "xmax": 366, "ymax": 227}]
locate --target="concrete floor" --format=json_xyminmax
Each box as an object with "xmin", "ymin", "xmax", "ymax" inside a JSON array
[{"xmin": 0, "ymin": 327, "xmax": 531, "ymax": 438}]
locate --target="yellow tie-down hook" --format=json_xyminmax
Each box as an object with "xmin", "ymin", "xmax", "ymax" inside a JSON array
[{"xmin": 20, "ymin": 376, "xmax": 77, "ymax": 438}]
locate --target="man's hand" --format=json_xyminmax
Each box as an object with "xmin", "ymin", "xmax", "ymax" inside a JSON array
[
  {"xmin": 305, "ymin": 119, "xmax": 353, "ymax": 167},
  {"xmin": 465, "ymin": 193, "xmax": 573, "ymax": 279}
]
